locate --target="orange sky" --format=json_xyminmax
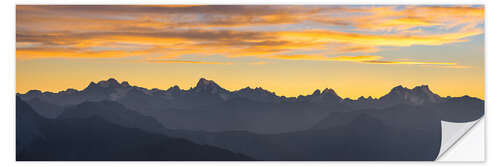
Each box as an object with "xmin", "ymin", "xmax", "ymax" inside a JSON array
[{"xmin": 16, "ymin": 5, "xmax": 484, "ymax": 99}]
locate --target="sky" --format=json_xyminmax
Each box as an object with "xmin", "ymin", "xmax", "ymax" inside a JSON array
[{"xmin": 16, "ymin": 5, "xmax": 484, "ymax": 99}]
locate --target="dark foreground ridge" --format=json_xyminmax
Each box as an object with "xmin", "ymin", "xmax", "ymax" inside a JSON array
[
  {"xmin": 16, "ymin": 97, "xmax": 252, "ymax": 161},
  {"xmin": 17, "ymin": 78, "xmax": 484, "ymax": 161}
]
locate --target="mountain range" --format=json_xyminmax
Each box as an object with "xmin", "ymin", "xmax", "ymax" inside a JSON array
[
  {"xmin": 16, "ymin": 97, "xmax": 252, "ymax": 160},
  {"xmin": 18, "ymin": 78, "xmax": 484, "ymax": 133},
  {"xmin": 17, "ymin": 78, "xmax": 484, "ymax": 160}
]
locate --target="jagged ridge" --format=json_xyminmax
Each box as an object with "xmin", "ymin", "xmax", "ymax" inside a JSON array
[{"xmin": 19, "ymin": 78, "xmax": 473, "ymax": 106}]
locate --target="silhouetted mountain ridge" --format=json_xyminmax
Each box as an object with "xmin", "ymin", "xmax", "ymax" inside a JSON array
[
  {"xmin": 58, "ymin": 100, "xmax": 166, "ymax": 134},
  {"xmin": 19, "ymin": 78, "xmax": 475, "ymax": 106},
  {"xmin": 16, "ymin": 97, "xmax": 253, "ymax": 161},
  {"xmin": 17, "ymin": 78, "xmax": 483, "ymax": 134},
  {"xmin": 16, "ymin": 76, "xmax": 484, "ymax": 160}
]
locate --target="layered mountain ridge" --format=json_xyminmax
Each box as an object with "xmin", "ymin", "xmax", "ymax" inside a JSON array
[
  {"xmin": 19, "ymin": 77, "xmax": 470, "ymax": 106},
  {"xmin": 16, "ymin": 97, "xmax": 253, "ymax": 161},
  {"xmin": 17, "ymin": 78, "xmax": 483, "ymax": 134},
  {"xmin": 16, "ymin": 78, "xmax": 484, "ymax": 160}
]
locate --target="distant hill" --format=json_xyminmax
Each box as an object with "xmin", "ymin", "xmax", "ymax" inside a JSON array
[
  {"xmin": 166, "ymin": 104, "xmax": 444, "ymax": 160},
  {"xmin": 16, "ymin": 97, "xmax": 252, "ymax": 161}
]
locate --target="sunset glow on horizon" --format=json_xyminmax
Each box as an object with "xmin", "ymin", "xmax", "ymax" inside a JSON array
[{"xmin": 16, "ymin": 5, "xmax": 484, "ymax": 99}]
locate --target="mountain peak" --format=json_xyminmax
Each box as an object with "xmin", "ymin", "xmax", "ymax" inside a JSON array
[
  {"xmin": 197, "ymin": 78, "xmax": 216, "ymax": 87},
  {"xmin": 59, "ymin": 88, "xmax": 78, "ymax": 94},
  {"xmin": 411, "ymin": 85, "xmax": 441, "ymax": 100},
  {"xmin": 304, "ymin": 88, "xmax": 342, "ymax": 104},
  {"xmin": 193, "ymin": 78, "xmax": 228, "ymax": 94},
  {"xmin": 386, "ymin": 85, "xmax": 412, "ymax": 96},
  {"xmin": 387, "ymin": 85, "xmax": 436, "ymax": 95},
  {"xmin": 412, "ymin": 85, "xmax": 430, "ymax": 92},
  {"xmin": 121, "ymin": 81, "xmax": 131, "ymax": 87},
  {"xmin": 390, "ymin": 85, "xmax": 409, "ymax": 93},
  {"xmin": 26, "ymin": 90, "xmax": 43, "ymax": 96},
  {"xmin": 381, "ymin": 85, "xmax": 442, "ymax": 105},
  {"xmin": 312, "ymin": 89, "xmax": 321, "ymax": 96},
  {"xmin": 321, "ymin": 88, "xmax": 337, "ymax": 96},
  {"xmin": 97, "ymin": 78, "xmax": 120, "ymax": 87},
  {"xmin": 168, "ymin": 85, "xmax": 180, "ymax": 91},
  {"xmin": 85, "ymin": 78, "xmax": 129, "ymax": 90}
]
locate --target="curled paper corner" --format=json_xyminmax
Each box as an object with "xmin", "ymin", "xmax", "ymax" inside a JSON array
[{"xmin": 436, "ymin": 117, "xmax": 483, "ymax": 160}]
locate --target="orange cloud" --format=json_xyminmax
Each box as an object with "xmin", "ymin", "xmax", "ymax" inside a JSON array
[
  {"xmin": 16, "ymin": 47, "xmax": 154, "ymax": 59},
  {"xmin": 16, "ymin": 26, "xmax": 482, "ymax": 60},
  {"xmin": 16, "ymin": 5, "xmax": 483, "ymax": 69},
  {"xmin": 331, "ymin": 55, "xmax": 384, "ymax": 62},
  {"xmin": 268, "ymin": 54, "xmax": 459, "ymax": 66},
  {"xmin": 269, "ymin": 55, "xmax": 383, "ymax": 62},
  {"xmin": 268, "ymin": 54, "xmax": 376, "ymax": 61},
  {"xmin": 437, "ymin": 65, "xmax": 472, "ymax": 69},
  {"xmin": 148, "ymin": 60, "xmax": 233, "ymax": 65},
  {"xmin": 364, "ymin": 60, "xmax": 456, "ymax": 65},
  {"xmin": 277, "ymin": 28, "xmax": 483, "ymax": 47},
  {"xmin": 17, "ymin": 5, "xmax": 483, "ymax": 33},
  {"xmin": 16, "ymin": 5, "xmax": 325, "ymax": 31},
  {"xmin": 320, "ymin": 6, "xmax": 484, "ymax": 32}
]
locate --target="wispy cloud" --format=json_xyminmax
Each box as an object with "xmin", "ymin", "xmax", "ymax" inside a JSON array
[
  {"xmin": 268, "ymin": 54, "xmax": 459, "ymax": 66},
  {"xmin": 437, "ymin": 65, "xmax": 472, "ymax": 69},
  {"xmin": 269, "ymin": 55, "xmax": 382, "ymax": 62},
  {"xmin": 16, "ymin": 5, "xmax": 483, "ymax": 69},
  {"xmin": 276, "ymin": 28, "xmax": 483, "ymax": 47},
  {"xmin": 363, "ymin": 60, "xmax": 456, "ymax": 65},
  {"xmin": 16, "ymin": 27, "xmax": 482, "ymax": 60},
  {"xmin": 315, "ymin": 6, "xmax": 484, "ymax": 32},
  {"xmin": 147, "ymin": 60, "xmax": 233, "ymax": 65}
]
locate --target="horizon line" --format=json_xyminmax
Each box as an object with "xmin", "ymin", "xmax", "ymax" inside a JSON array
[{"xmin": 16, "ymin": 77, "xmax": 482, "ymax": 100}]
